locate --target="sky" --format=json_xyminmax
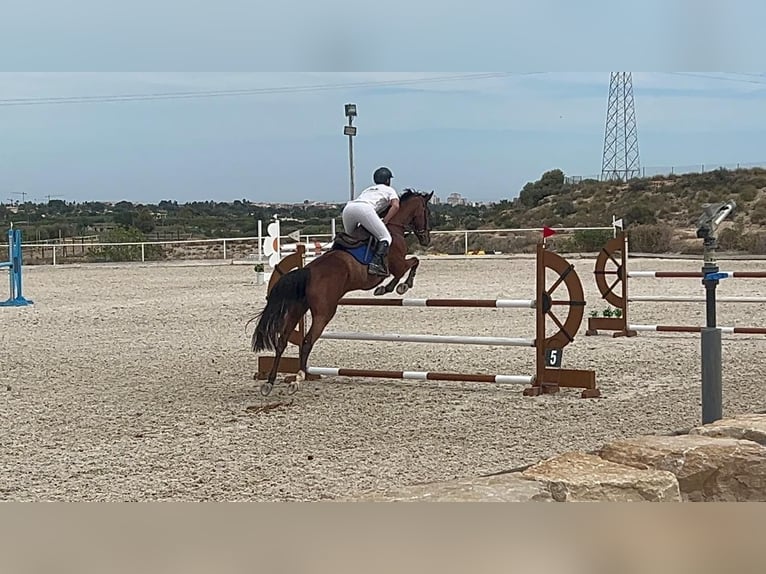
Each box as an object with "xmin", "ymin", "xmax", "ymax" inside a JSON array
[{"xmin": 0, "ymin": 71, "xmax": 764, "ymax": 206}]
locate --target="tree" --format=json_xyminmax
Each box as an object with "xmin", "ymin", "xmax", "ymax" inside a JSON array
[
  {"xmin": 134, "ymin": 208, "xmax": 156, "ymax": 233},
  {"xmin": 519, "ymin": 168, "xmax": 566, "ymax": 208}
]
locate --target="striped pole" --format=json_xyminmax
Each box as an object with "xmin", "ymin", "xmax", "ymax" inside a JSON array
[
  {"xmin": 629, "ymin": 271, "xmax": 766, "ymax": 279},
  {"xmin": 306, "ymin": 367, "xmax": 533, "ymax": 385},
  {"xmin": 628, "ymin": 324, "xmax": 766, "ymax": 335},
  {"xmin": 629, "ymin": 295, "xmax": 766, "ymax": 303},
  {"xmin": 338, "ymin": 297, "xmax": 535, "ymax": 308},
  {"xmin": 321, "ymin": 331, "xmax": 535, "ymax": 347}
]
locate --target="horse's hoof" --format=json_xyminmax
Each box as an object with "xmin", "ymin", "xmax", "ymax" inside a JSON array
[
  {"xmin": 374, "ymin": 286, "xmax": 386, "ymax": 296},
  {"xmin": 287, "ymin": 382, "xmax": 300, "ymax": 395},
  {"xmin": 260, "ymin": 382, "xmax": 274, "ymax": 396},
  {"xmin": 396, "ymin": 283, "xmax": 409, "ymax": 295}
]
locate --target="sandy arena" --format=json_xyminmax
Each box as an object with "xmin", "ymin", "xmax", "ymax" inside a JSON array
[{"xmin": 1, "ymin": 252, "xmax": 765, "ymax": 501}]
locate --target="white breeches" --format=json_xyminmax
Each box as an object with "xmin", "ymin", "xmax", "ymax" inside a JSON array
[{"xmin": 342, "ymin": 201, "xmax": 392, "ymax": 244}]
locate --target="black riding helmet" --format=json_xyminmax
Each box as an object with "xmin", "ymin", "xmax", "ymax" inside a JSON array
[{"xmin": 373, "ymin": 167, "xmax": 394, "ymax": 185}]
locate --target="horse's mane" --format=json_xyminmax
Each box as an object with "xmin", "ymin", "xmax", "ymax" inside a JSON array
[
  {"xmin": 378, "ymin": 188, "xmax": 433, "ymax": 220},
  {"xmin": 399, "ymin": 188, "xmax": 432, "ymax": 202}
]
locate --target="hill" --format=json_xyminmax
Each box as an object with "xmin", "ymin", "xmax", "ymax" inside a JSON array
[{"xmin": 455, "ymin": 166, "xmax": 766, "ymax": 256}]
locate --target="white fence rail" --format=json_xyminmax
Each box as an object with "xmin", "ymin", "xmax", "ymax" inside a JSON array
[{"xmin": 13, "ymin": 225, "xmax": 616, "ymax": 266}]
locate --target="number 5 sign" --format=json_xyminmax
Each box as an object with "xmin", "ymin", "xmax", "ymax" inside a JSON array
[{"xmin": 545, "ymin": 347, "xmax": 563, "ymax": 368}]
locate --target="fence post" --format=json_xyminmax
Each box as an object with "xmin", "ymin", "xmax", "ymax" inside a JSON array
[
  {"xmin": 141, "ymin": 243, "xmax": 145, "ymax": 262},
  {"xmin": 464, "ymin": 231, "xmax": 468, "ymax": 255},
  {"xmin": 53, "ymin": 245, "xmax": 57, "ymax": 266},
  {"xmin": 223, "ymin": 239, "xmax": 227, "ymax": 260}
]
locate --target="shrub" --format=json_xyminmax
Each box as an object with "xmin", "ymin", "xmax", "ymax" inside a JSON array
[
  {"xmin": 553, "ymin": 199, "xmax": 576, "ymax": 217},
  {"xmin": 751, "ymin": 199, "xmax": 766, "ymax": 224},
  {"xmin": 624, "ymin": 204, "xmax": 657, "ymax": 225},
  {"xmin": 738, "ymin": 184, "xmax": 758, "ymax": 203},
  {"xmin": 89, "ymin": 227, "xmax": 164, "ymax": 262},
  {"xmin": 560, "ymin": 229, "xmax": 614, "ymax": 253},
  {"xmin": 627, "ymin": 224, "xmax": 675, "ymax": 253}
]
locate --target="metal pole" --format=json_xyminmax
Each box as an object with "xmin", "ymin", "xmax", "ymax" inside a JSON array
[
  {"xmin": 348, "ymin": 118, "xmax": 355, "ymax": 201},
  {"xmin": 344, "ymin": 104, "xmax": 357, "ymax": 202},
  {"xmin": 257, "ymin": 220, "xmax": 262, "ymax": 260},
  {"xmin": 700, "ymin": 240, "xmax": 722, "ymax": 424},
  {"xmin": 7, "ymin": 229, "xmax": 12, "ymax": 298}
]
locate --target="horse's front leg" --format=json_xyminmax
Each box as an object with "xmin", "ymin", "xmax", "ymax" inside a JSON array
[
  {"xmin": 373, "ymin": 250, "xmax": 409, "ymax": 296},
  {"xmin": 387, "ymin": 257, "xmax": 419, "ymax": 295},
  {"xmin": 399, "ymin": 257, "xmax": 420, "ymax": 294},
  {"xmin": 374, "ymin": 271, "xmax": 405, "ymax": 296}
]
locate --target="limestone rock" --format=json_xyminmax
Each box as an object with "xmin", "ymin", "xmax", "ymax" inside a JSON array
[
  {"xmin": 598, "ymin": 434, "xmax": 766, "ymax": 502},
  {"xmin": 350, "ymin": 473, "xmax": 555, "ymax": 502},
  {"xmin": 689, "ymin": 414, "xmax": 766, "ymax": 446},
  {"xmin": 520, "ymin": 451, "xmax": 681, "ymax": 502}
]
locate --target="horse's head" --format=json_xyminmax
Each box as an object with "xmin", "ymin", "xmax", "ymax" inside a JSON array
[{"xmin": 398, "ymin": 188, "xmax": 434, "ymax": 246}]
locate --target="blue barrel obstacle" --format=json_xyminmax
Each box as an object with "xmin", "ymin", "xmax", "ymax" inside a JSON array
[{"xmin": 0, "ymin": 227, "xmax": 33, "ymax": 307}]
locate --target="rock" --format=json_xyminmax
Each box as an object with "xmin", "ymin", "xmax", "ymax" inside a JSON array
[
  {"xmin": 350, "ymin": 473, "xmax": 555, "ymax": 502},
  {"xmin": 689, "ymin": 414, "xmax": 766, "ymax": 446},
  {"xmin": 520, "ymin": 451, "xmax": 681, "ymax": 502},
  {"xmin": 598, "ymin": 434, "xmax": 766, "ymax": 502}
]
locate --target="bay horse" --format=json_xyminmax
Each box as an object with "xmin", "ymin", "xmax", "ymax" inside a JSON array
[{"xmin": 250, "ymin": 189, "xmax": 434, "ymax": 396}]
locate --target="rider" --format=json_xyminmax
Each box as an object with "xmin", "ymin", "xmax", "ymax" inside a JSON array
[{"xmin": 341, "ymin": 166, "xmax": 399, "ymax": 276}]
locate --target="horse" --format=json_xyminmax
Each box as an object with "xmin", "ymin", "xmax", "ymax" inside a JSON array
[{"xmin": 250, "ymin": 189, "xmax": 434, "ymax": 396}]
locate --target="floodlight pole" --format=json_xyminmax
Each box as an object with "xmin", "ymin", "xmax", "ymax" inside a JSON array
[{"xmin": 344, "ymin": 104, "xmax": 358, "ymax": 201}]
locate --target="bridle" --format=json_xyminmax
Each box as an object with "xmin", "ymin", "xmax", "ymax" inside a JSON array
[
  {"xmin": 405, "ymin": 197, "xmax": 431, "ymax": 244},
  {"xmin": 388, "ymin": 191, "xmax": 431, "ymax": 244}
]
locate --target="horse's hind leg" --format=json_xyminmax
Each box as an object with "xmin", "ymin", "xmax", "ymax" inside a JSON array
[
  {"xmin": 291, "ymin": 302, "xmax": 338, "ymax": 395},
  {"xmin": 259, "ymin": 306, "xmax": 305, "ymax": 396}
]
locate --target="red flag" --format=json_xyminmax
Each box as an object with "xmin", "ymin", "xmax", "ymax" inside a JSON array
[{"xmin": 542, "ymin": 226, "xmax": 557, "ymax": 238}]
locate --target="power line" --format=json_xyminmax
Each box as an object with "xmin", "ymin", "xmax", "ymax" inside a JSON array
[
  {"xmin": 3, "ymin": 72, "xmax": 759, "ymax": 109},
  {"xmin": 0, "ymin": 72, "xmax": 544, "ymax": 107},
  {"xmin": 661, "ymin": 72, "xmax": 766, "ymax": 86}
]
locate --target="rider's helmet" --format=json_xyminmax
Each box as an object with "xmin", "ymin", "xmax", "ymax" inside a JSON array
[{"xmin": 373, "ymin": 167, "xmax": 394, "ymax": 185}]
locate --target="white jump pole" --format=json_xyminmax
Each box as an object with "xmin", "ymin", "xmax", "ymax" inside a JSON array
[{"xmin": 320, "ymin": 331, "xmax": 535, "ymax": 347}]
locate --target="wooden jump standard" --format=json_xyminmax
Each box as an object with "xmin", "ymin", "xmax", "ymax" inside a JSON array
[
  {"xmin": 586, "ymin": 229, "xmax": 766, "ymax": 337},
  {"xmin": 255, "ymin": 242, "xmax": 600, "ymax": 398}
]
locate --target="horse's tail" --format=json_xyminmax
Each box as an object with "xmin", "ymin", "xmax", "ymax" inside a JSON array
[{"xmin": 250, "ymin": 267, "xmax": 311, "ymax": 352}]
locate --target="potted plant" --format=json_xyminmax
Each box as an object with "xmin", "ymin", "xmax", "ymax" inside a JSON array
[{"xmin": 587, "ymin": 307, "xmax": 624, "ymax": 331}]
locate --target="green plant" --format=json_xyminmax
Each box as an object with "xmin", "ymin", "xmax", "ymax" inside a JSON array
[{"xmin": 590, "ymin": 306, "xmax": 621, "ymax": 318}]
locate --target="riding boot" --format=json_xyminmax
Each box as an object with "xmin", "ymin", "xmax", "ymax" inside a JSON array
[{"xmin": 368, "ymin": 240, "xmax": 390, "ymax": 276}]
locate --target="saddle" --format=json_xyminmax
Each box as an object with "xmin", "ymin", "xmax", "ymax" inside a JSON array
[
  {"xmin": 332, "ymin": 204, "xmax": 392, "ymax": 252},
  {"xmin": 331, "ymin": 225, "xmax": 379, "ymax": 252}
]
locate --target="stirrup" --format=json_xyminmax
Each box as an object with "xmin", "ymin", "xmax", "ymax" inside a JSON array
[{"xmin": 368, "ymin": 260, "xmax": 389, "ymax": 276}]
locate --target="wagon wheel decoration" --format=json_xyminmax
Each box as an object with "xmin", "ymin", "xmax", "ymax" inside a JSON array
[
  {"xmin": 539, "ymin": 248, "xmax": 588, "ymax": 350},
  {"xmin": 265, "ymin": 245, "xmax": 309, "ymax": 346},
  {"xmin": 592, "ymin": 234, "xmax": 626, "ymax": 309}
]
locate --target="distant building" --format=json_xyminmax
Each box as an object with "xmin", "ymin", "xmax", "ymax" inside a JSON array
[{"xmin": 446, "ymin": 192, "xmax": 467, "ymax": 206}]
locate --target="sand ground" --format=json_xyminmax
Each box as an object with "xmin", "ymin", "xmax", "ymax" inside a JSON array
[{"xmin": 1, "ymin": 253, "xmax": 764, "ymax": 501}]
